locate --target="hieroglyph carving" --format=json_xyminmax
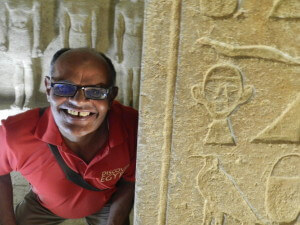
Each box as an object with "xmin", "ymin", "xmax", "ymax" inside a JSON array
[
  {"xmin": 199, "ymin": 0, "xmax": 238, "ymax": 18},
  {"xmin": 192, "ymin": 155, "xmax": 265, "ymax": 224},
  {"xmin": 0, "ymin": 0, "xmax": 42, "ymax": 109},
  {"xmin": 192, "ymin": 64, "xmax": 254, "ymax": 145},
  {"xmin": 252, "ymin": 94, "xmax": 300, "ymax": 144},
  {"xmin": 59, "ymin": 0, "xmax": 98, "ymax": 48},
  {"xmin": 197, "ymin": 37, "xmax": 300, "ymax": 65},
  {"xmin": 113, "ymin": 0, "xmax": 144, "ymax": 109},
  {"xmin": 266, "ymin": 154, "xmax": 300, "ymax": 224},
  {"xmin": 269, "ymin": 0, "xmax": 300, "ymax": 19}
]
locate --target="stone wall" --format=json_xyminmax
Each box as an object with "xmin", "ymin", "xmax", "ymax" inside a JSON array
[{"xmin": 135, "ymin": 0, "xmax": 299, "ymax": 224}]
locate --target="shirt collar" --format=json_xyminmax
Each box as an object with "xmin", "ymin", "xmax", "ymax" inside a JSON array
[
  {"xmin": 34, "ymin": 107, "xmax": 64, "ymax": 146},
  {"xmin": 34, "ymin": 101, "xmax": 128, "ymax": 148},
  {"xmin": 107, "ymin": 101, "xmax": 128, "ymax": 148}
]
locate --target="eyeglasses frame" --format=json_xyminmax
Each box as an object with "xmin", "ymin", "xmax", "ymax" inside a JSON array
[{"xmin": 50, "ymin": 81, "xmax": 113, "ymax": 100}]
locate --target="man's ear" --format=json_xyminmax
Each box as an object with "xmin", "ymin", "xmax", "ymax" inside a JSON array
[
  {"xmin": 45, "ymin": 76, "xmax": 51, "ymax": 102},
  {"xmin": 109, "ymin": 86, "xmax": 118, "ymax": 105},
  {"xmin": 111, "ymin": 86, "xmax": 118, "ymax": 100}
]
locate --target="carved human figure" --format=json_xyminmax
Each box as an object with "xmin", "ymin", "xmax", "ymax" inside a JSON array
[
  {"xmin": 59, "ymin": 0, "xmax": 98, "ymax": 48},
  {"xmin": 114, "ymin": 0, "xmax": 144, "ymax": 109},
  {"xmin": 192, "ymin": 64, "xmax": 253, "ymax": 145},
  {"xmin": 0, "ymin": 0, "xmax": 42, "ymax": 109}
]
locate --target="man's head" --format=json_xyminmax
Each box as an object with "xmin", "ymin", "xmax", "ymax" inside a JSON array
[
  {"xmin": 45, "ymin": 48, "xmax": 118, "ymax": 141},
  {"xmin": 50, "ymin": 48, "xmax": 116, "ymax": 86}
]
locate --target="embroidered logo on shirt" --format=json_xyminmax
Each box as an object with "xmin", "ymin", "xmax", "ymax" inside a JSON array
[{"xmin": 100, "ymin": 165, "xmax": 129, "ymax": 182}]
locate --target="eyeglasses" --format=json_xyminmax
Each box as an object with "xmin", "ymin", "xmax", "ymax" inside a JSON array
[{"xmin": 51, "ymin": 82, "xmax": 112, "ymax": 100}]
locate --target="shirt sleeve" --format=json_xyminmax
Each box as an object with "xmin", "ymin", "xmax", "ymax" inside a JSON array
[{"xmin": 0, "ymin": 125, "xmax": 16, "ymax": 175}]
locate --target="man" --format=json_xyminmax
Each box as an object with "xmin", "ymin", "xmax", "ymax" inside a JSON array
[{"xmin": 0, "ymin": 48, "xmax": 137, "ymax": 225}]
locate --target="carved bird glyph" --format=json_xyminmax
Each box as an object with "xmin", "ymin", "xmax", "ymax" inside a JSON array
[{"xmin": 194, "ymin": 155, "xmax": 265, "ymax": 225}]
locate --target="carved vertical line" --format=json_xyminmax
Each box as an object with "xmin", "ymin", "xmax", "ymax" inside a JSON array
[{"xmin": 157, "ymin": 1, "xmax": 182, "ymax": 225}]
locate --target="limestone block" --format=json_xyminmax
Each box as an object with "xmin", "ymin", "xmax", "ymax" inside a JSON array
[{"xmin": 135, "ymin": 0, "xmax": 299, "ymax": 224}]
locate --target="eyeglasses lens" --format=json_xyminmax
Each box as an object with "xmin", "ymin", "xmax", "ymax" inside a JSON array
[
  {"xmin": 53, "ymin": 83, "xmax": 77, "ymax": 97},
  {"xmin": 85, "ymin": 88, "xmax": 107, "ymax": 100}
]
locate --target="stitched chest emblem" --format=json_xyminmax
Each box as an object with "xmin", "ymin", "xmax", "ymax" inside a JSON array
[{"xmin": 100, "ymin": 165, "xmax": 129, "ymax": 182}]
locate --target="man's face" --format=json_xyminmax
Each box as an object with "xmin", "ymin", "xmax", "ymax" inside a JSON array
[{"xmin": 46, "ymin": 51, "xmax": 115, "ymax": 140}]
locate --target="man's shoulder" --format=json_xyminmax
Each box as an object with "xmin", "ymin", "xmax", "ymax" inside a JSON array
[
  {"xmin": 1, "ymin": 108, "xmax": 41, "ymax": 130},
  {"xmin": 112, "ymin": 101, "xmax": 138, "ymax": 123}
]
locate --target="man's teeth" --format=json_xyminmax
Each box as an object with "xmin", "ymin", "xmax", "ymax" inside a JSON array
[
  {"xmin": 79, "ymin": 112, "xmax": 90, "ymax": 117},
  {"xmin": 68, "ymin": 110, "xmax": 78, "ymax": 116},
  {"xmin": 67, "ymin": 110, "xmax": 91, "ymax": 117}
]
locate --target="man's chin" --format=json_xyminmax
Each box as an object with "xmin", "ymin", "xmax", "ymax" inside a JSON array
[{"xmin": 59, "ymin": 124, "xmax": 97, "ymax": 141}]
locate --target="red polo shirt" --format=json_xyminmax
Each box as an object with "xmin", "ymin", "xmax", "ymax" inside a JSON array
[{"xmin": 0, "ymin": 101, "xmax": 138, "ymax": 218}]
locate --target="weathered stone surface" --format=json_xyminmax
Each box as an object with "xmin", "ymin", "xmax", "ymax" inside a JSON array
[{"xmin": 135, "ymin": 0, "xmax": 299, "ymax": 224}]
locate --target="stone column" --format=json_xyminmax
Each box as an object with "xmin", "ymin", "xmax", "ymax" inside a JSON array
[{"xmin": 135, "ymin": 0, "xmax": 300, "ymax": 224}]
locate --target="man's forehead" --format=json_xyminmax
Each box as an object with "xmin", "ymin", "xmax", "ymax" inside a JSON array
[{"xmin": 56, "ymin": 49, "xmax": 106, "ymax": 65}]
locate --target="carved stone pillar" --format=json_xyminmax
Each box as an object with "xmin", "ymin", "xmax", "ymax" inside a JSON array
[{"xmin": 135, "ymin": 0, "xmax": 300, "ymax": 224}]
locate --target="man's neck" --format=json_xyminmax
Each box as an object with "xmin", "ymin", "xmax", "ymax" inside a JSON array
[{"xmin": 62, "ymin": 121, "xmax": 109, "ymax": 163}]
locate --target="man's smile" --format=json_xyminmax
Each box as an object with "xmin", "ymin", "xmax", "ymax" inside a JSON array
[
  {"xmin": 67, "ymin": 109, "xmax": 91, "ymax": 117},
  {"xmin": 60, "ymin": 108, "xmax": 97, "ymax": 120}
]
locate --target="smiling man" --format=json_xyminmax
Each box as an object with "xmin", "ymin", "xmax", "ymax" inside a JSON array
[{"xmin": 0, "ymin": 48, "xmax": 138, "ymax": 225}]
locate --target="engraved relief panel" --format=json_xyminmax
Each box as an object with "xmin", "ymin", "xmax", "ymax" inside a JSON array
[
  {"xmin": 58, "ymin": 0, "xmax": 99, "ymax": 49},
  {"xmin": 191, "ymin": 64, "xmax": 254, "ymax": 145},
  {"xmin": 252, "ymin": 94, "xmax": 300, "ymax": 144},
  {"xmin": 192, "ymin": 155, "xmax": 264, "ymax": 225},
  {"xmin": 265, "ymin": 154, "xmax": 300, "ymax": 223},
  {"xmin": 160, "ymin": 0, "xmax": 300, "ymax": 224},
  {"xmin": 269, "ymin": 0, "xmax": 300, "ymax": 19},
  {"xmin": 0, "ymin": 0, "xmax": 42, "ymax": 109},
  {"xmin": 112, "ymin": 0, "xmax": 144, "ymax": 109},
  {"xmin": 199, "ymin": 0, "xmax": 238, "ymax": 18}
]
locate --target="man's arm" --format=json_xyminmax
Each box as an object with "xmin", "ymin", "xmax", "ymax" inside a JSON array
[
  {"xmin": 106, "ymin": 179, "xmax": 135, "ymax": 225},
  {"xmin": 0, "ymin": 174, "xmax": 17, "ymax": 225}
]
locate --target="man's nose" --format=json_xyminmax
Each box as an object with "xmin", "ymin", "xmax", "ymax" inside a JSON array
[{"xmin": 69, "ymin": 88, "xmax": 87, "ymax": 104}]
